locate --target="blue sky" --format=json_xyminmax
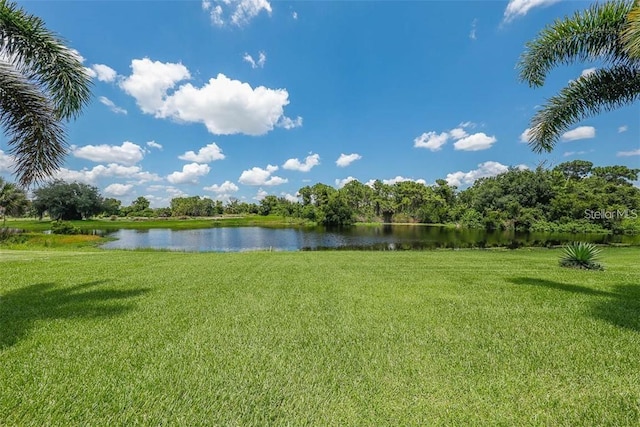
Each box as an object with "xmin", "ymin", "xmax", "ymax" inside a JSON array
[{"xmin": 2, "ymin": 0, "xmax": 639, "ymax": 206}]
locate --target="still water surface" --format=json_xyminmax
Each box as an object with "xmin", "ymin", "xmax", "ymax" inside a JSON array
[{"xmin": 99, "ymin": 225, "xmax": 640, "ymax": 252}]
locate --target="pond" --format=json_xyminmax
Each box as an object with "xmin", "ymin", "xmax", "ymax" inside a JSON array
[{"xmin": 98, "ymin": 225, "xmax": 640, "ymax": 252}]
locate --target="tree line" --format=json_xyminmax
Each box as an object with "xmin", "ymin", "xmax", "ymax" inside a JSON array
[
  {"xmin": 2, "ymin": 0, "xmax": 639, "ymax": 202},
  {"xmin": 2, "ymin": 160, "xmax": 639, "ymax": 233}
]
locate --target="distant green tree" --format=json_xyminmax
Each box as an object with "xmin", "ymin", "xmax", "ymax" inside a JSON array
[
  {"xmin": 155, "ymin": 207, "xmax": 172, "ymax": 217},
  {"xmin": 417, "ymin": 194, "xmax": 448, "ymax": 224},
  {"xmin": 434, "ymin": 179, "xmax": 457, "ymax": 206},
  {"xmin": 258, "ymin": 195, "xmax": 279, "ymax": 216},
  {"xmin": 319, "ymin": 193, "xmax": 354, "ymax": 227},
  {"xmin": 458, "ymin": 208, "xmax": 484, "ymax": 229},
  {"xmin": 591, "ymin": 165, "xmax": 640, "ymax": 185},
  {"xmin": 371, "ymin": 180, "xmax": 394, "ymax": 222},
  {"xmin": 310, "ymin": 183, "xmax": 336, "ymax": 207},
  {"xmin": 101, "ymin": 198, "xmax": 121, "ymax": 216},
  {"xmin": 32, "ymin": 180, "xmax": 103, "ymax": 220},
  {"xmin": 554, "ymin": 160, "xmax": 594, "ymax": 181},
  {"xmin": 131, "ymin": 196, "xmax": 150, "ymax": 212},
  {"xmin": 392, "ymin": 181, "xmax": 431, "ymax": 219},
  {"xmin": 224, "ymin": 200, "xmax": 258, "ymax": 215},
  {"xmin": 340, "ymin": 180, "xmax": 375, "ymax": 219},
  {"xmin": 298, "ymin": 186, "xmax": 313, "ymax": 206},
  {"xmin": 276, "ymin": 197, "xmax": 299, "ymax": 217},
  {"xmin": 214, "ymin": 200, "xmax": 224, "ymax": 215},
  {"xmin": 455, "ymin": 162, "xmax": 640, "ymax": 232},
  {"xmin": 170, "ymin": 196, "xmax": 219, "ymax": 217},
  {"xmin": 197, "ymin": 197, "xmax": 215, "ymax": 216}
]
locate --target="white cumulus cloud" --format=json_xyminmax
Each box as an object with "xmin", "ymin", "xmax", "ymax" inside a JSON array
[
  {"xmin": 282, "ymin": 153, "xmax": 320, "ymax": 172},
  {"xmin": 167, "ymin": 163, "xmax": 211, "ymax": 185},
  {"xmin": 68, "ymin": 48, "xmax": 85, "ymax": 63},
  {"xmin": 73, "ymin": 141, "xmax": 144, "ymax": 166},
  {"xmin": 445, "ymin": 161, "xmax": 510, "ymax": 187},
  {"xmin": 209, "ymin": 5, "xmax": 224, "ymax": 26},
  {"xmin": 254, "ymin": 188, "xmax": 269, "ymax": 201},
  {"xmin": 121, "ymin": 59, "xmax": 298, "ymax": 136},
  {"xmin": 91, "ymin": 64, "xmax": 118, "ymax": 82},
  {"xmin": 414, "ymin": 131, "xmax": 449, "ymax": 151},
  {"xmin": 146, "ymin": 140, "xmax": 163, "ymax": 150},
  {"xmin": 415, "ymin": 123, "xmax": 486, "ymax": 151},
  {"xmin": 382, "ymin": 176, "xmax": 427, "ymax": 186},
  {"xmin": 120, "ymin": 58, "xmax": 191, "ymax": 114},
  {"xmin": 203, "ymin": 0, "xmax": 272, "ymax": 27},
  {"xmin": 84, "ymin": 67, "xmax": 97, "ymax": 79},
  {"xmin": 204, "ymin": 180, "xmax": 239, "ymax": 193},
  {"xmin": 503, "ymin": 0, "xmax": 561, "ymax": 22},
  {"xmin": 336, "ymin": 153, "xmax": 362, "ymax": 167},
  {"xmin": 178, "ymin": 143, "xmax": 225, "ymax": 163},
  {"xmin": 618, "ymin": 125, "xmax": 628, "ymax": 133},
  {"xmin": 453, "ymin": 132, "xmax": 497, "ymax": 151},
  {"xmin": 104, "ymin": 183, "xmax": 134, "ymax": 197},
  {"xmin": 277, "ymin": 116, "xmax": 303, "ymax": 130},
  {"xmin": 282, "ymin": 192, "xmax": 299, "ymax": 202},
  {"xmin": 449, "ymin": 127, "xmax": 468, "ymax": 140},
  {"xmin": 147, "ymin": 185, "xmax": 187, "ymax": 197},
  {"xmin": 53, "ymin": 164, "xmax": 161, "ymax": 185},
  {"xmin": 520, "ymin": 128, "xmax": 533, "ymax": 143},
  {"xmin": 561, "ymin": 126, "xmax": 596, "ymax": 141},
  {"xmin": 0, "ymin": 150, "xmax": 14, "ymax": 173},
  {"xmin": 239, "ymin": 164, "xmax": 287, "ymax": 186}
]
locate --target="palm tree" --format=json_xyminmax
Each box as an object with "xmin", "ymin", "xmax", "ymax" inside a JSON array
[
  {"xmin": 0, "ymin": 177, "xmax": 27, "ymax": 226},
  {"xmin": 518, "ymin": 0, "xmax": 640, "ymax": 153},
  {"xmin": 623, "ymin": 0, "xmax": 640, "ymax": 58},
  {"xmin": 0, "ymin": 0, "xmax": 91, "ymax": 186}
]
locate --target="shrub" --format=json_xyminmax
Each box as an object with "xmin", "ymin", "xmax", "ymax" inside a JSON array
[
  {"xmin": 0, "ymin": 227, "xmax": 23, "ymax": 243},
  {"xmin": 458, "ymin": 209, "xmax": 484, "ymax": 229},
  {"xmin": 392, "ymin": 213, "xmax": 415, "ymax": 224},
  {"xmin": 559, "ymin": 242, "xmax": 604, "ymax": 270},
  {"xmin": 51, "ymin": 220, "xmax": 80, "ymax": 235}
]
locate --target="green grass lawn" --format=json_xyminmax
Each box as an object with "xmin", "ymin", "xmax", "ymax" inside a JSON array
[{"xmin": 1, "ymin": 248, "xmax": 639, "ymax": 425}]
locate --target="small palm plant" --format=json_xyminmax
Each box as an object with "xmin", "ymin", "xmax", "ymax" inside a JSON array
[{"xmin": 559, "ymin": 242, "xmax": 604, "ymax": 270}]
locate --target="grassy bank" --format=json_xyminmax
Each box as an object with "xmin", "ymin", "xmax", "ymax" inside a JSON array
[
  {"xmin": 0, "ymin": 233, "xmax": 107, "ymax": 250},
  {"xmin": 1, "ymin": 248, "xmax": 639, "ymax": 424},
  {"xmin": 3, "ymin": 215, "xmax": 312, "ymax": 232}
]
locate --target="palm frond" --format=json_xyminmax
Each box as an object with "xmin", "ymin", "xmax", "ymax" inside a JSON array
[
  {"xmin": 622, "ymin": 1, "xmax": 640, "ymax": 58},
  {"xmin": 527, "ymin": 64, "xmax": 640, "ymax": 152},
  {"xmin": 0, "ymin": 61, "xmax": 66, "ymax": 186},
  {"xmin": 518, "ymin": 1, "xmax": 636, "ymax": 87},
  {"xmin": 0, "ymin": 0, "xmax": 92, "ymax": 120}
]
